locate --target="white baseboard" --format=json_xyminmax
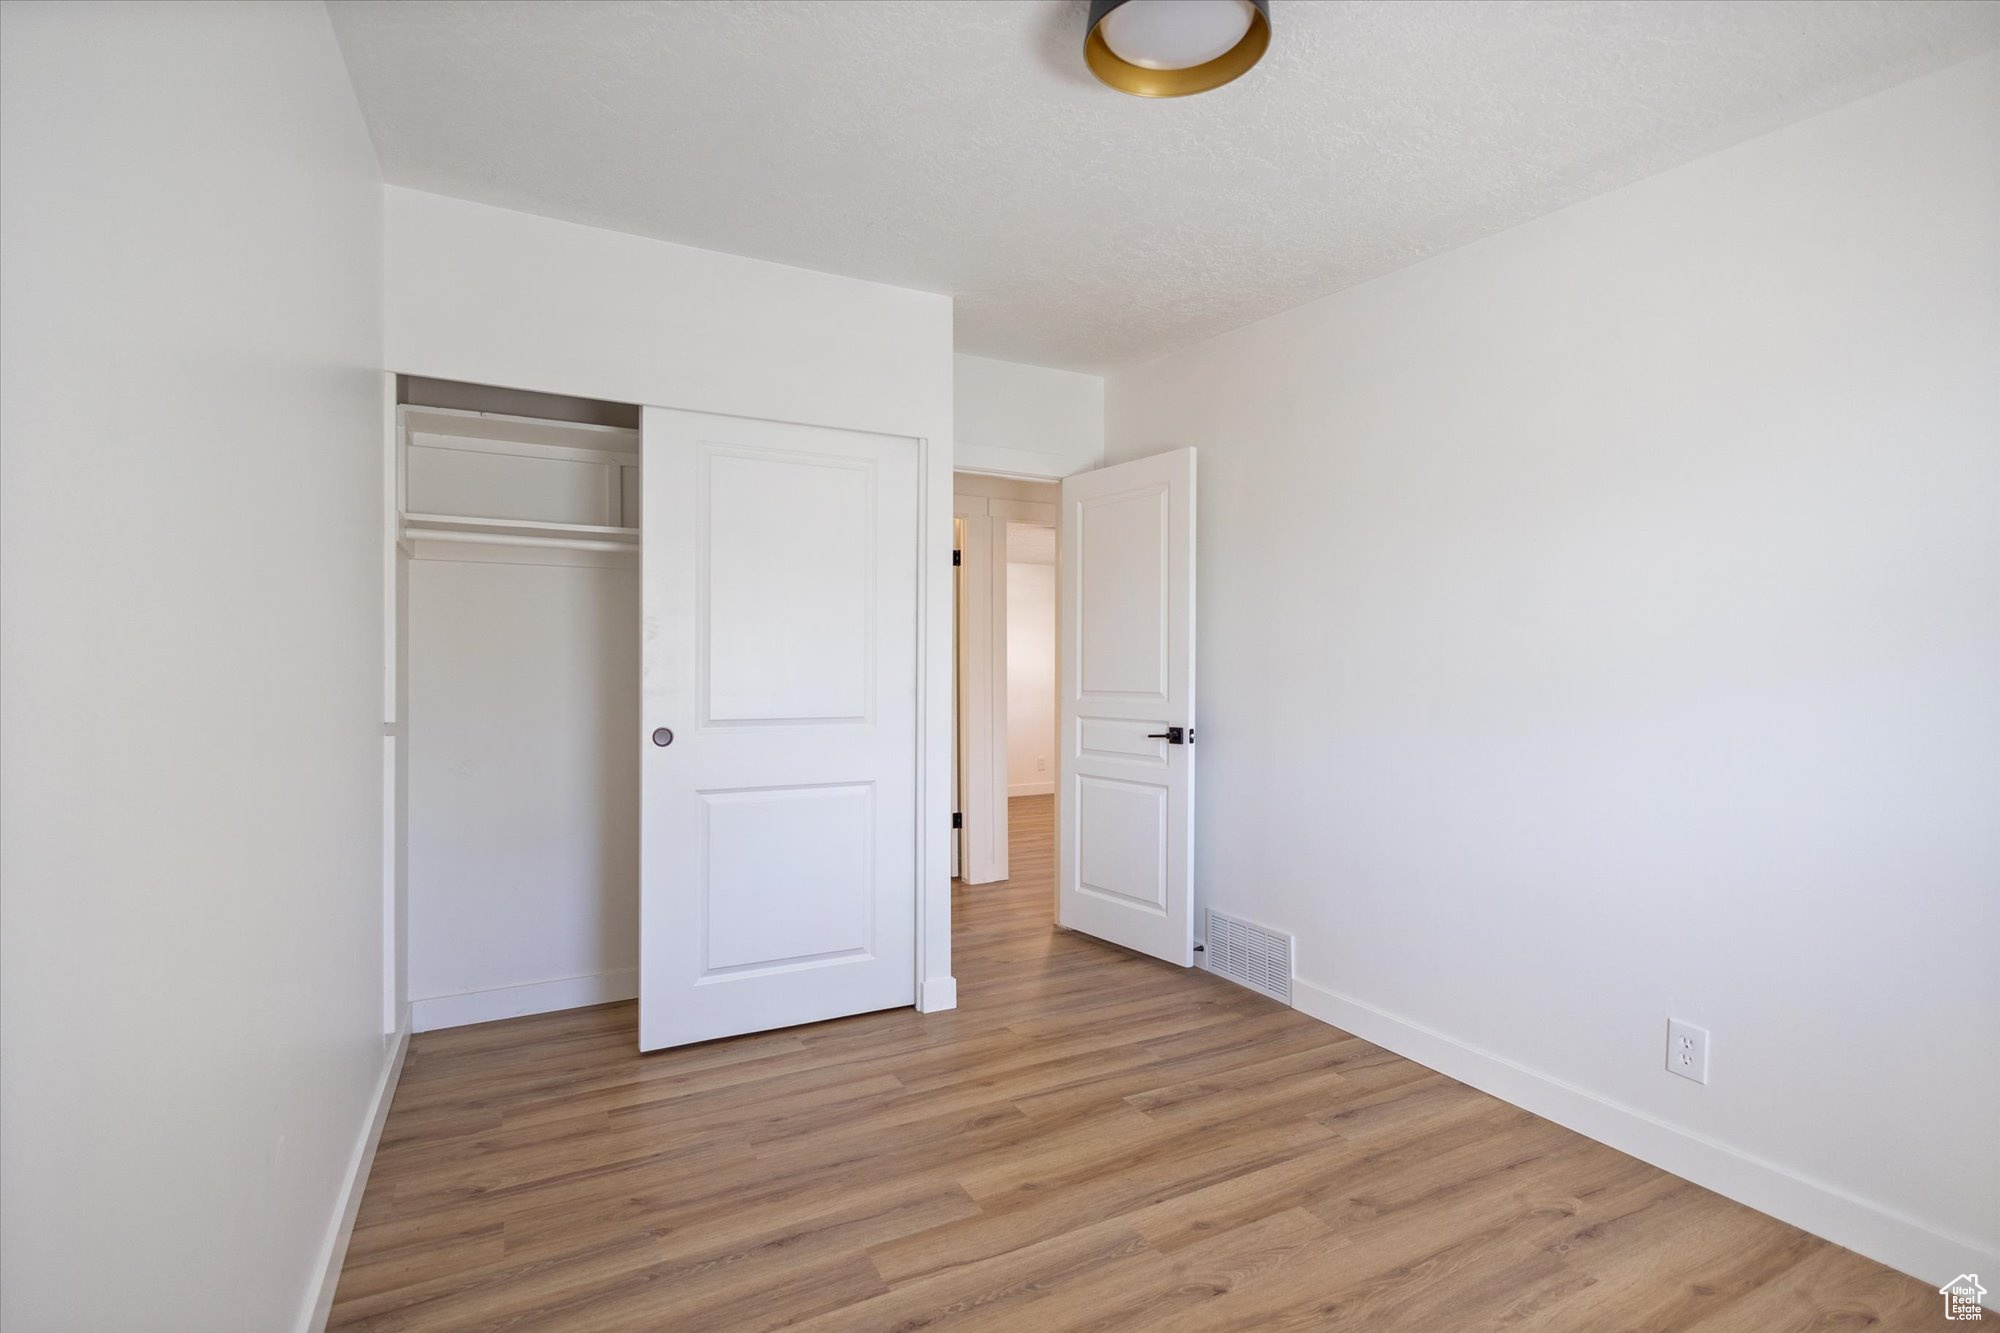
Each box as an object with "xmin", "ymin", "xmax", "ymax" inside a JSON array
[
  {"xmin": 918, "ymin": 975, "xmax": 958, "ymax": 1013},
  {"xmin": 411, "ymin": 969, "xmax": 637, "ymax": 1033},
  {"xmin": 1291, "ymin": 977, "xmax": 1997, "ymax": 1307},
  {"xmin": 1008, "ymin": 783, "xmax": 1054, "ymax": 797},
  {"xmin": 297, "ymin": 1018, "xmax": 409, "ymax": 1333}
]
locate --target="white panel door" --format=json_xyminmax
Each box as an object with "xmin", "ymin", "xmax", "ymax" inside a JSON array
[
  {"xmin": 639, "ymin": 408, "xmax": 918, "ymax": 1051},
  {"xmin": 1058, "ymin": 448, "xmax": 1196, "ymax": 966}
]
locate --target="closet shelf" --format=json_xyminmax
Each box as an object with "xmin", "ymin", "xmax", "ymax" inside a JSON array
[
  {"xmin": 401, "ymin": 404, "xmax": 640, "ymax": 458},
  {"xmin": 403, "ymin": 513, "xmax": 638, "ymax": 547},
  {"xmin": 400, "ymin": 513, "xmax": 639, "ymax": 565}
]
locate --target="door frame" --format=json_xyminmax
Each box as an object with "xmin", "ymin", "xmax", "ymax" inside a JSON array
[
  {"xmin": 916, "ymin": 430, "xmax": 953, "ymax": 1012},
  {"xmin": 381, "ymin": 390, "xmax": 962, "ymax": 1025},
  {"xmin": 952, "ymin": 496, "xmax": 1008, "ymax": 885}
]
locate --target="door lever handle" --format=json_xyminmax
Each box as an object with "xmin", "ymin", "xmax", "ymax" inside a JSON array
[{"xmin": 1147, "ymin": 726, "xmax": 1187, "ymax": 745}]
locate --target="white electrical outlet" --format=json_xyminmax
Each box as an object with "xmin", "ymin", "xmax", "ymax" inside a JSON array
[
  {"xmin": 1666, "ymin": 1019, "xmax": 1710, "ymax": 1084},
  {"xmin": 1036, "ymin": 756, "xmax": 1047, "ymax": 772}
]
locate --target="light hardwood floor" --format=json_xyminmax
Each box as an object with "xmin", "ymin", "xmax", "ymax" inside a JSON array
[{"xmin": 333, "ymin": 795, "xmax": 1940, "ymax": 1330}]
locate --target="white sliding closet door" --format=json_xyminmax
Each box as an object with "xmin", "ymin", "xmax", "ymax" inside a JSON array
[
  {"xmin": 639, "ymin": 408, "xmax": 919, "ymax": 1051},
  {"xmin": 1057, "ymin": 448, "xmax": 1197, "ymax": 967}
]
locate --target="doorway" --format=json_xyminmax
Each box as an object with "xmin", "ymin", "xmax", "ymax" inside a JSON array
[
  {"xmin": 955, "ymin": 450, "xmax": 1200, "ymax": 971},
  {"xmin": 952, "ymin": 472, "xmax": 1058, "ymax": 901}
]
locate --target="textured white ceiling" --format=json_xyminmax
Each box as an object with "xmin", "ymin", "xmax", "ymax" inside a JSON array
[{"xmin": 329, "ymin": 1, "xmax": 2000, "ymax": 371}]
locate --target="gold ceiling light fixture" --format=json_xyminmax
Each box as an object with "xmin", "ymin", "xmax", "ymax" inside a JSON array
[{"xmin": 1084, "ymin": 0, "xmax": 1271, "ymax": 98}]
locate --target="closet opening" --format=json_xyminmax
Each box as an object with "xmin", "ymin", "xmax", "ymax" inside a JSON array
[{"xmin": 391, "ymin": 375, "xmax": 644, "ymax": 1033}]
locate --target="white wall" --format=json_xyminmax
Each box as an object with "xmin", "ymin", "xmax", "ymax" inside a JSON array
[
  {"xmin": 0, "ymin": 4, "xmax": 390, "ymax": 1331},
  {"xmin": 1106, "ymin": 53, "xmax": 2000, "ymax": 1293},
  {"xmin": 407, "ymin": 560, "xmax": 640, "ymax": 1031},
  {"xmin": 384, "ymin": 188, "xmax": 960, "ymax": 1008},
  {"xmin": 1006, "ymin": 561, "xmax": 1058, "ymax": 797},
  {"xmin": 955, "ymin": 352, "xmax": 1104, "ymax": 478},
  {"xmin": 388, "ymin": 188, "xmax": 952, "ymax": 442}
]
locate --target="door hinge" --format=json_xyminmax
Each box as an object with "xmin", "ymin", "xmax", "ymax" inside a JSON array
[
  {"xmin": 951, "ymin": 812, "xmax": 963, "ymax": 829},
  {"xmin": 952, "ymin": 549, "xmax": 962, "ymax": 567}
]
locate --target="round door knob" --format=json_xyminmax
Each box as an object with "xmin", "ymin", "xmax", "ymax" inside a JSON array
[{"xmin": 652, "ymin": 727, "xmax": 675, "ymax": 747}]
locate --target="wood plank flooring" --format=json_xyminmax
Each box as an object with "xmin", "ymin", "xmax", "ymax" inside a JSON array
[{"xmin": 333, "ymin": 795, "xmax": 1941, "ymax": 1330}]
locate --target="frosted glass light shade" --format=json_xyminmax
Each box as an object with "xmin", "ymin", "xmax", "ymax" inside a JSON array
[{"xmin": 1101, "ymin": 0, "xmax": 1256, "ymax": 71}]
